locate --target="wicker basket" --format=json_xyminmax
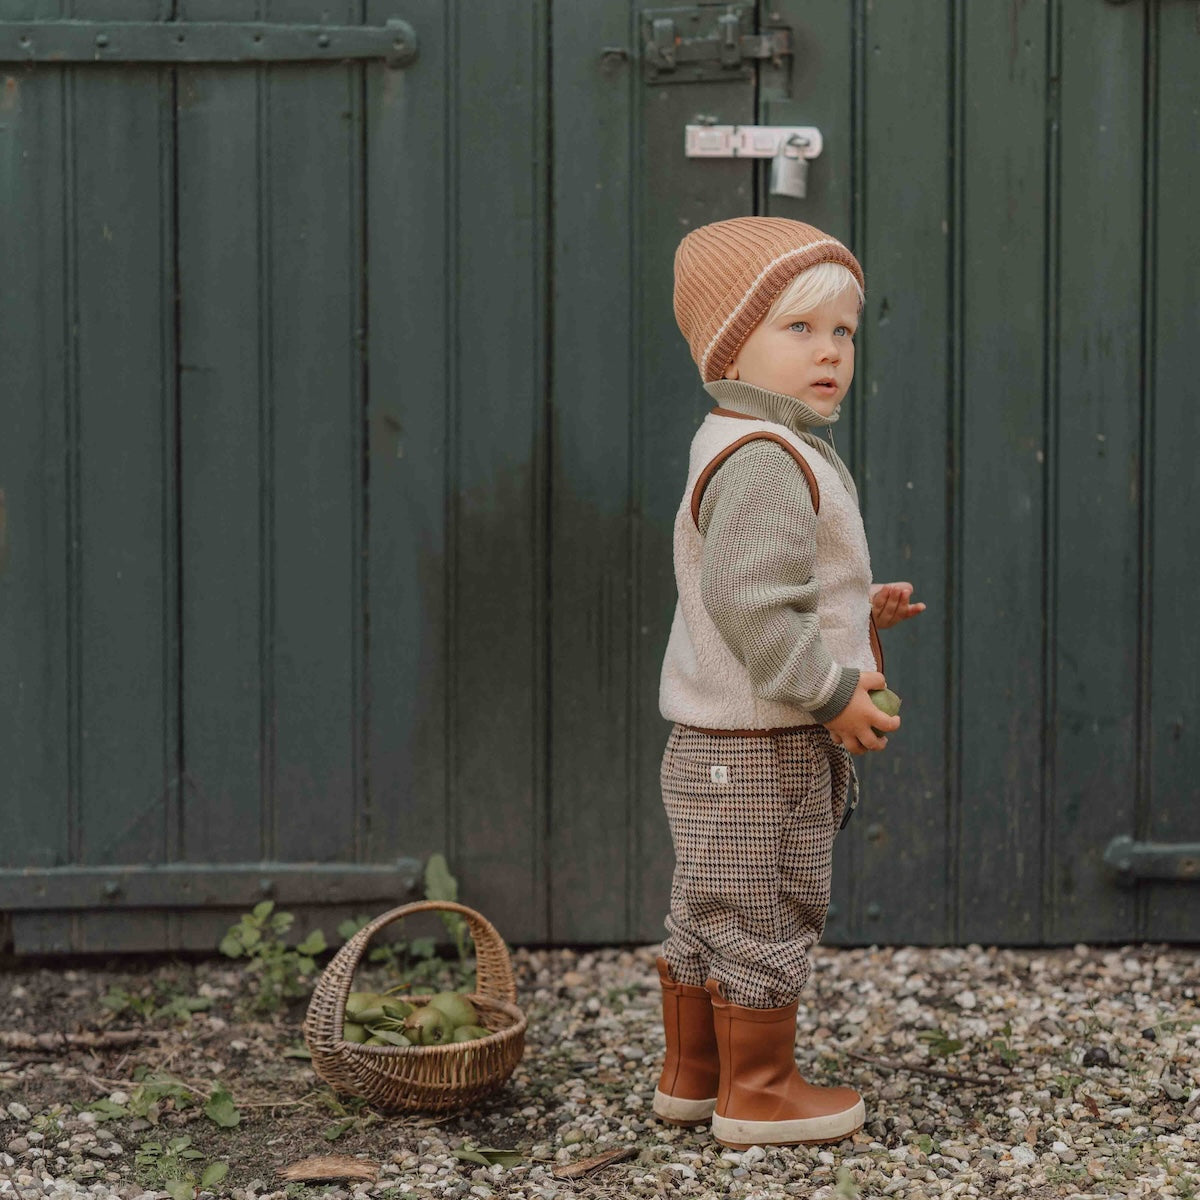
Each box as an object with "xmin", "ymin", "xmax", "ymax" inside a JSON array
[{"xmin": 303, "ymin": 900, "xmax": 527, "ymax": 1113}]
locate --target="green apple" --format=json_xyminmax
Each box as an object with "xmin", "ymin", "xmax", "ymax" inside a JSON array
[
  {"xmin": 451, "ymin": 1024, "xmax": 492, "ymax": 1043},
  {"xmin": 868, "ymin": 688, "xmax": 902, "ymax": 737},
  {"xmin": 426, "ymin": 991, "xmax": 479, "ymax": 1030},
  {"xmin": 404, "ymin": 1004, "xmax": 455, "ymax": 1046}
]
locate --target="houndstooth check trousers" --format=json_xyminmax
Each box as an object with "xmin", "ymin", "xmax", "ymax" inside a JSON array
[{"xmin": 659, "ymin": 723, "xmax": 857, "ymax": 1008}]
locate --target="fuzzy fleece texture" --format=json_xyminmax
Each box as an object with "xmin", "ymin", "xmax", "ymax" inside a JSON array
[{"xmin": 659, "ymin": 410, "xmax": 876, "ymax": 731}]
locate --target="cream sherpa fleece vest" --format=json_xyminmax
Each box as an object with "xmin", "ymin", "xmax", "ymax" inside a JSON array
[{"xmin": 659, "ymin": 411, "xmax": 877, "ymax": 731}]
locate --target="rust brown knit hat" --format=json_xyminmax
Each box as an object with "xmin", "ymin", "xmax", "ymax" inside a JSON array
[{"xmin": 673, "ymin": 216, "xmax": 865, "ymax": 383}]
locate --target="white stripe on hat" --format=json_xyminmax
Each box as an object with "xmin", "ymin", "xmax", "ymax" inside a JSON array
[{"xmin": 699, "ymin": 239, "xmax": 844, "ymax": 378}]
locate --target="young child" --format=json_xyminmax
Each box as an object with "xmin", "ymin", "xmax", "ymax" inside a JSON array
[{"xmin": 651, "ymin": 217, "xmax": 924, "ymax": 1149}]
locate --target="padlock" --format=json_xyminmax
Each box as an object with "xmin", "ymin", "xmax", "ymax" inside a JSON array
[{"xmin": 769, "ymin": 134, "xmax": 810, "ymax": 200}]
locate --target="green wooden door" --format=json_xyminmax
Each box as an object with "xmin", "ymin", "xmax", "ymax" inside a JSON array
[
  {"xmin": 551, "ymin": 0, "xmax": 1200, "ymax": 948},
  {"xmin": 1, "ymin": 0, "xmax": 1196, "ymax": 953}
]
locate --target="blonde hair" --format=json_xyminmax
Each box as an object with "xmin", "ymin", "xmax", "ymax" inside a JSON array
[{"xmin": 763, "ymin": 261, "xmax": 864, "ymax": 323}]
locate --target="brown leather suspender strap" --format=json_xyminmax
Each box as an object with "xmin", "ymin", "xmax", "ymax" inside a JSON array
[{"xmin": 690, "ymin": 432, "xmax": 821, "ymax": 530}]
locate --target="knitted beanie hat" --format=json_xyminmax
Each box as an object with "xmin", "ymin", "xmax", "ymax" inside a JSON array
[{"xmin": 673, "ymin": 216, "xmax": 865, "ymax": 383}]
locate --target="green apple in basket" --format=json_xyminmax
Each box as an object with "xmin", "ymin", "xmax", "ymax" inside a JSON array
[
  {"xmin": 426, "ymin": 991, "xmax": 479, "ymax": 1029},
  {"xmin": 344, "ymin": 991, "xmax": 390, "ymax": 1026},
  {"xmin": 452, "ymin": 1024, "xmax": 491, "ymax": 1043},
  {"xmin": 403, "ymin": 1004, "xmax": 455, "ymax": 1046}
]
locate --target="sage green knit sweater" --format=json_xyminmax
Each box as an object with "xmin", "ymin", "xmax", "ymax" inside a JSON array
[{"xmin": 696, "ymin": 378, "xmax": 866, "ymax": 723}]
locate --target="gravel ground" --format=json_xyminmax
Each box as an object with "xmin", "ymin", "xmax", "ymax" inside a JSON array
[{"xmin": 1, "ymin": 942, "xmax": 1198, "ymax": 1199}]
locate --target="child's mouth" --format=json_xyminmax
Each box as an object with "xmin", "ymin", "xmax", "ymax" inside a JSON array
[{"xmin": 812, "ymin": 380, "xmax": 837, "ymax": 394}]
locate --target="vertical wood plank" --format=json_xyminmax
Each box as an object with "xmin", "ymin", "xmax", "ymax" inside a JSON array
[
  {"xmin": 67, "ymin": 0, "xmax": 176, "ymax": 952},
  {"xmin": 630, "ymin": 3, "xmax": 759, "ymax": 943},
  {"xmin": 72, "ymin": 0, "xmax": 175, "ymax": 872},
  {"xmin": 1048, "ymin": 0, "xmax": 1143, "ymax": 940},
  {"xmin": 548, "ymin": 0, "xmax": 635, "ymax": 941},
  {"xmin": 760, "ymin": 1, "xmax": 856, "ymax": 244},
  {"xmin": 363, "ymin": 0, "xmax": 450, "ymax": 873},
  {"xmin": 266, "ymin": 0, "xmax": 363, "ymax": 861},
  {"xmin": 449, "ymin": 0, "xmax": 548, "ymax": 941},
  {"xmin": 175, "ymin": 0, "xmax": 267, "ymax": 865},
  {"xmin": 849, "ymin": 0, "xmax": 953, "ymax": 945},
  {"xmin": 763, "ymin": 0, "xmax": 860, "ymax": 943},
  {"xmin": 0, "ymin": 0, "xmax": 70, "ymax": 872},
  {"xmin": 1144, "ymin": 0, "xmax": 1200, "ymax": 941},
  {"xmin": 956, "ymin": 0, "xmax": 1050, "ymax": 944}
]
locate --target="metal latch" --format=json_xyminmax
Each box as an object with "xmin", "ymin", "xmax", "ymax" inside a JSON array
[
  {"xmin": 685, "ymin": 125, "xmax": 822, "ymax": 199},
  {"xmin": 1104, "ymin": 836, "xmax": 1200, "ymax": 885},
  {"xmin": 642, "ymin": 5, "xmax": 791, "ymax": 84},
  {"xmin": 685, "ymin": 124, "xmax": 823, "ymax": 159}
]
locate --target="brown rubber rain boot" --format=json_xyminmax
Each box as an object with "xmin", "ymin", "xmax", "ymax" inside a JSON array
[
  {"xmin": 706, "ymin": 978, "xmax": 865, "ymax": 1148},
  {"xmin": 652, "ymin": 957, "xmax": 720, "ymax": 1125}
]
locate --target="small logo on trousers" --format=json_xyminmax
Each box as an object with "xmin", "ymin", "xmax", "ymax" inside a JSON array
[{"xmin": 710, "ymin": 765, "xmax": 730, "ymax": 784}]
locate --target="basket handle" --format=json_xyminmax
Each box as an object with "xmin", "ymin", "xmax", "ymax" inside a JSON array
[{"xmin": 305, "ymin": 900, "xmax": 516, "ymax": 1051}]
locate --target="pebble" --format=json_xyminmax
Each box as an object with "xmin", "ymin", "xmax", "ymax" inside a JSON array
[{"xmin": 2, "ymin": 943, "xmax": 1197, "ymax": 1198}]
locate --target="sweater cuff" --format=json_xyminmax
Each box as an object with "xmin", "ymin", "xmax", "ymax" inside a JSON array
[{"xmin": 810, "ymin": 667, "xmax": 860, "ymax": 724}]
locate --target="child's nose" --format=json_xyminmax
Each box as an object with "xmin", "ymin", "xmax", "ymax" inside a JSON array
[{"xmin": 816, "ymin": 336, "xmax": 841, "ymax": 363}]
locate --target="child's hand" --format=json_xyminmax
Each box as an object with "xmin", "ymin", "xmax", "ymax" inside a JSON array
[
  {"xmin": 870, "ymin": 582, "xmax": 926, "ymax": 630},
  {"xmin": 824, "ymin": 672, "xmax": 899, "ymax": 755}
]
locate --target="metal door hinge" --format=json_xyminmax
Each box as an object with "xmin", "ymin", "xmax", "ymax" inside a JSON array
[
  {"xmin": 1104, "ymin": 836, "xmax": 1200, "ymax": 885},
  {"xmin": 641, "ymin": 4, "xmax": 791, "ymax": 84},
  {"xmin": 0, "ymin": 19, "xmax": 418, "ymax": 68}
]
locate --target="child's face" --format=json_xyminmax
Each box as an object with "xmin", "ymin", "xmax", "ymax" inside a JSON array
[{"xmin": 722, "ymin": 288, "xmax": 859, "ymax": 416}]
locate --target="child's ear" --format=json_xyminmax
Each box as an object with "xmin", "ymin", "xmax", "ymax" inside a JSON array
[{"xmin": 723, "ymin": 363, "xmax": 740, "ymax": 380}]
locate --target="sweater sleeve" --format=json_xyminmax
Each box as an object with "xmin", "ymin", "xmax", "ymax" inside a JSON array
[{"xmin": 696, "ymin": 440, "xmax": 859, "ymax": 722}]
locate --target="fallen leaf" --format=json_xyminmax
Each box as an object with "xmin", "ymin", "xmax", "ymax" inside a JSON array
[
  {"xmin": 1082, "ymin": 1093, "xmax": 1101, "ymax": 1118},
  {"xmin": 553, "ymin": 1147, "xmax": 636, "ymax": 1179},
  {"xmin": 203, "ymin": 1086, "xmax": 241, "ymax": 1128},
  {"xmin": 323, "ymin": 1118, "xmax": 357, "ymax": 1141},
  {"xmin": 278, "ymin": 1155, "xmax": 380, "ymax": 1183},
  {"xmin": 452, "ymin": 1146, "xmax": 524, "ymax": 1168},
  {"xmin": 200, "ymin": 1163, "xmax": 229, "ymax": 1189}
]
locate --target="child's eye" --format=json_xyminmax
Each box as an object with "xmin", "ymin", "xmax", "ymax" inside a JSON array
[
  {"xmin": 835, "ymin": 325, "xmax": 854, "ymax": 338},
  {"xmin": 788, "ymin": 321, "xmax": 809, "ymax": 333}
]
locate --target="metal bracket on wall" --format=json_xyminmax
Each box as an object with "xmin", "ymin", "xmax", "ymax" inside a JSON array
[
  {"xmin": 0, "ymin": 861, "xmax": 423, "ymax": 911},
  {"xmin": 1104, "ymin": 836, "xmax": 1200, "ymax": 886},
  {"xmin": 641, "ymin": 4, "xmax": 791, "ymax": 84},
  {"xmin": 0, "ymin": 19, "xmax": 418, "ymax": 68}
]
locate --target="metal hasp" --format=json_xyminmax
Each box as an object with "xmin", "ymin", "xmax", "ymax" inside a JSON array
[
  {"xmin": 685, "ymin": 124, "xmax": 823, "ymax": 159},
  {"xmin": 1104, "ymin": 836, "xmax": 1200, "ymax": 886},
  {"xmin": 0, "ymin": 861, "xmax": 422, "ymax": 911},
  {"xmin": 641, "ymin": 4, "xmax": 791, "ymax": 84},
  {"xmin": 0, "ymin": 19, "xmax": 418, "ymax": 68}
]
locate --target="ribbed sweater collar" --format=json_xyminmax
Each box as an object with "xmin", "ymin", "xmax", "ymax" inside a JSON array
[
  {"xmin": 702, "ymin": 378, "xmax": 839, "ymax": 435},
  {"xmin": 702, "ymin": 378, "xmax": 858, "ymax": 503}
]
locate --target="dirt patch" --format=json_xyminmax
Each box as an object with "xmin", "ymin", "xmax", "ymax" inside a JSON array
[{"xmin": 0, "ymin": 951, "xmax": 571, "ymax": 1197}]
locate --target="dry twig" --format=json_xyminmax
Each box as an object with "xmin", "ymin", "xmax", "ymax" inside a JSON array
[
  {"xmin": 553, "ymin": 1147, "xmax": 637, "ymax": 1179},
  {"xmin": 846, "ymin": 1050, "xmax": 1005, "ymax": 1088},
  {"xmin": 0, "ymin": 1030, "xmax": 162, "ymax": 1052}
]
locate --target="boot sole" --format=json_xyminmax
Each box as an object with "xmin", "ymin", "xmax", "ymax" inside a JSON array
[
  {"xmin": 652, "ymin": 1089, "xmax": 717, "ymax": 1124},
  {"xmin": 711, "ymin": 1097, "xmax": 865, "ymax": 1148}
]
